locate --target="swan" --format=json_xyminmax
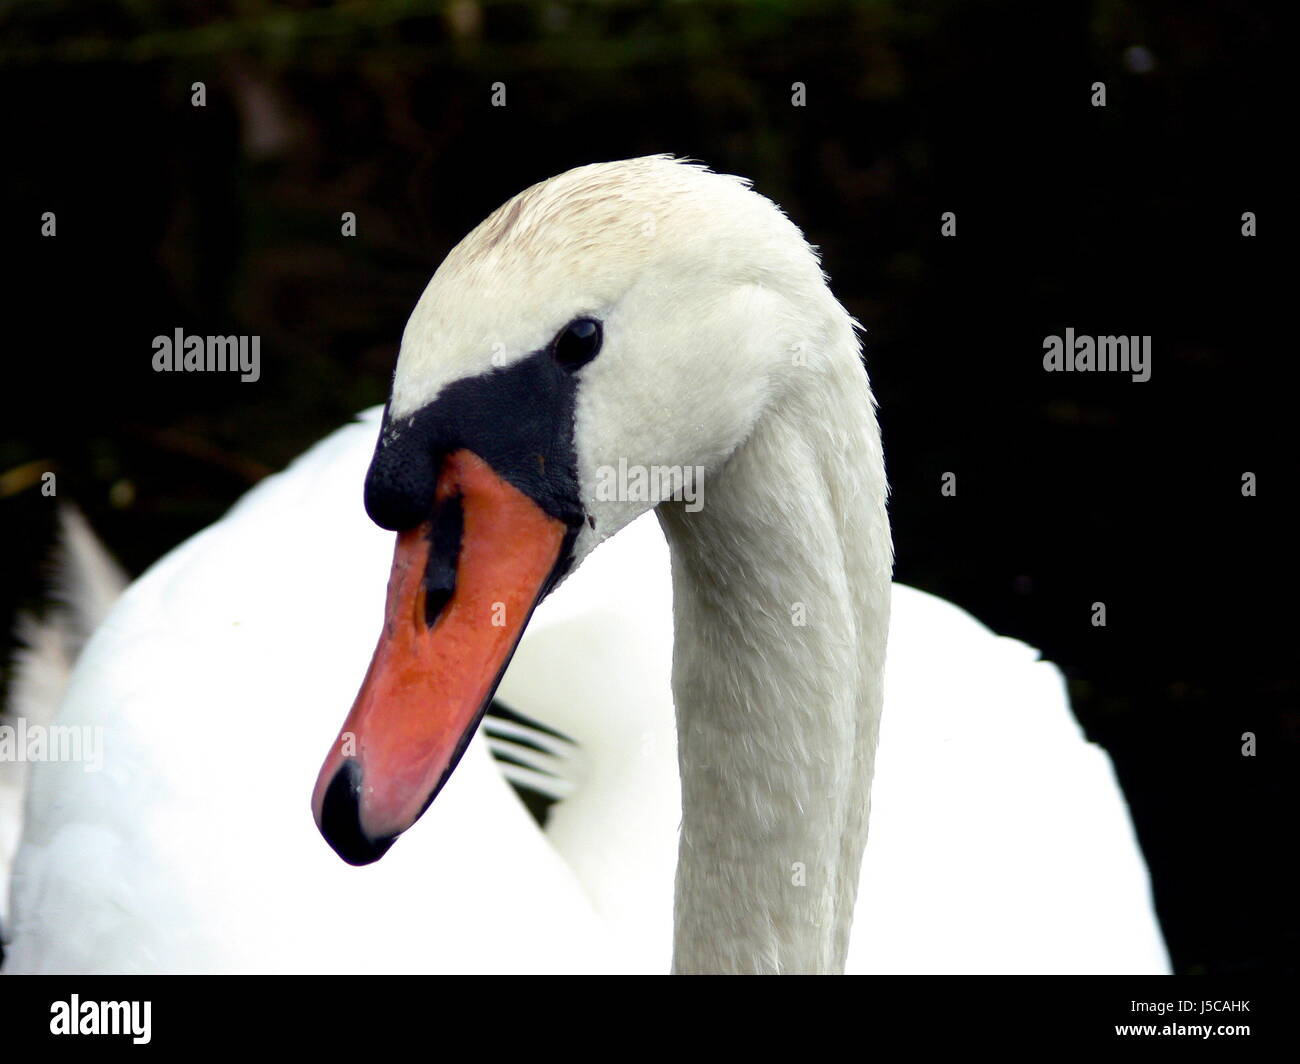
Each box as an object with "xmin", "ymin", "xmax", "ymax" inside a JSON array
[{"xmin": 4, "ymin": 156, "xmax": 1169, "ymax": 974}]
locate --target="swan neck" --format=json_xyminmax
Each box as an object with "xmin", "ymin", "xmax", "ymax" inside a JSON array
[{"xmin": 659, "ymin": 344, "xmax": 892, "ymax": 974}]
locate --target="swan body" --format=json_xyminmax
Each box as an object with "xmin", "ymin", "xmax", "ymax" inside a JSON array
[
  {"xmin": 6, "ymin": 409, "xmax": 1167, "ymax": 973},
  {"xmin": 6, "ymin": 158, "xmax": 1169, "ymax": 973},
  {"xmin": 7, "ymin": 417, "xmax": 619, "ymax": 974}
]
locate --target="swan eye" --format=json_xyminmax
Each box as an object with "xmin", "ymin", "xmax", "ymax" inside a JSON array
[{"xmin": 551, "ymin": 318, "xmax": 602, "ymax": 370}]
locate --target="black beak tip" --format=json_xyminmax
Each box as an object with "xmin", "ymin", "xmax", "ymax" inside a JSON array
[{"xmin": 318, "ymin": 759, "xmax": 398, "ymax": 866}]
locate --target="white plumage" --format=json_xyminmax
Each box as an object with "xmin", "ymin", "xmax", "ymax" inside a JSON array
[
  {"xmin": 5, "ymin": 409, "xmax": 1167, "ymax": 973},
  {"xmin": 4, "ymin": 158, "xmax": 1169, "ymax": 973}
]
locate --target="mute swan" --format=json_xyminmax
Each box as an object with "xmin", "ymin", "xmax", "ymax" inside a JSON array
[{"xmin": 4, "ymin": 157, "xmax": 1168, "ymax": 974}]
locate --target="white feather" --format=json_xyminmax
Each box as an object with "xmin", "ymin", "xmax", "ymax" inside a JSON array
[{"xmin": 5, "ymin": 158, "xmax": 1169, "ymax": 973}]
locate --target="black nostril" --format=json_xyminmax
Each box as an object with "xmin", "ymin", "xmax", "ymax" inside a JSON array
[
  {"xmin": 319, "ymin": 759, "xmax": 397, "ymax": 866},
  {"xmin": 423, "ymin": 492, "xmax": 463, "ymax": 628}
]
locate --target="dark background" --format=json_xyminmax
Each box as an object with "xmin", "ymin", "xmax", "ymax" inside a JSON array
[{"xmin": 0, "ymin": 1, "xmax": 1291, "ymax": 974}]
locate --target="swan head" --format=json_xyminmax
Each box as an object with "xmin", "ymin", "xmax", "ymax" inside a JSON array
[{"xmin": 313, "ymin": 156, "xmax": 856, "ymax": 864}]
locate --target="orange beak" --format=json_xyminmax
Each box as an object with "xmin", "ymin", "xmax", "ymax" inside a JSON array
[{"xmin": 312, "ymin": 449, "xmax": 568, "ymax": 864}]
